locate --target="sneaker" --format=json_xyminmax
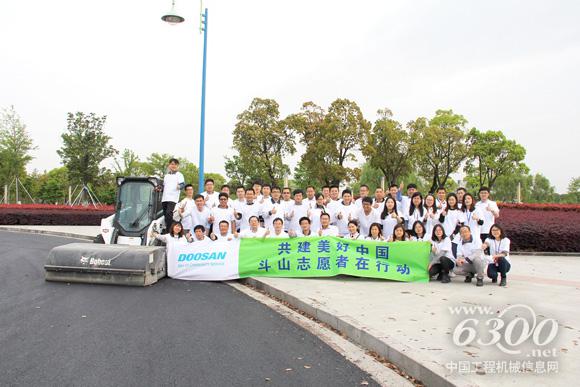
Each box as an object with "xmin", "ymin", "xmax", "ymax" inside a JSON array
[
  {"xmin": 441, "ymin": 273, "xmax": 451, "ymax": 283},
  {"xmin": 464, "ymin": 275, "xmax": 473, "ymax": 283},
  {"xmin": 476, "ymin": 277, "xmax": 484, "ymax": 287},
  {"xmin": 500, "ymin": 277, "xmax": 507, "ymax": 287},
  {"xmin": 491, "ymin": 277, "xmax": 497, "ymax": 283}
]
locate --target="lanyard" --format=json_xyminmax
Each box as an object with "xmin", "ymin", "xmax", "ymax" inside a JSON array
[
  {"xmin": 494, "ymin": 239, "xmax": 502, "ymax": 254},
  {"xmin": 466, "ymin": 210, "xmax": 472, "ymax": 224}
]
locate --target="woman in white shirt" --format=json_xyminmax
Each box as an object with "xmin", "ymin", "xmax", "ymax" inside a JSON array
[
  {"xmin": 388, "ymin": 224, "xmax": 408, "ymax": 242},
  {"xmin": 429, "ymin": 224, "xmax": 455, "ymax": 283},
  {"xmin": 461, "ymin": 193, "xmax": 484, "ymax": 238},
  {"xmin": 309, "ymin": 193, "xmax": 327, "ymax": 233},
  {"xmin": 380, "ymin": 197, "xmax": 404, "ymax": 238},
  {"xmin": 482, "ymin": 224, "xmax": 511, "ymax": 286},
  {"xmin": 366, "ymin": 222, "xmax": 384, "ymax": 241},
  {"xmin": 344, "ymin": 220, "xmax": 363, "ymax": 240},
  {"xmin": 438, "ymin": 193, "xmax": 463, "ymax": 257},
  {"xmin": 405, "ymin": 192, "xmax": 425, "ymax": 231},
  {"xmin": 423, "ymin": 194, "xmax": 439, "ymax": 238},
  {"xmin": 153, "ymin": 221, "xmax": 192, "ymax": 244},
  {"xmin": 410, "ymin": 221, "xmax": 428, "ymax": 241}
]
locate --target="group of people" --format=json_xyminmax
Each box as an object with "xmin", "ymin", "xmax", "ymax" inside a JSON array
[{"xmin": 155, "ymin": 158, "xmax": 512, "ymax": 287}]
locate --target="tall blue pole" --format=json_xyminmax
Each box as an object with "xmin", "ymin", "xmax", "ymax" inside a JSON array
[{"xmin": 198, "ymin": 7, "xmax": 208, "ymax": 193}]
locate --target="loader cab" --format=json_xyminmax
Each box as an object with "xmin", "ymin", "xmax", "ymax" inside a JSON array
[{"xmin": 112, "ymin": 177, "xmax": 163, "ymax": 244}]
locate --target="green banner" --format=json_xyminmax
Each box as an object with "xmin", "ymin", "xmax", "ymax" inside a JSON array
[{"xmin": 238, "ymin": 237, "xmax": 431, "ymax": 282}]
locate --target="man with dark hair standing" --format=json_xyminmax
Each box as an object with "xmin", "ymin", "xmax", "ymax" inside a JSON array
[
  {"xmin": 201, "ymin": 178, "xmax": 218, "ymax": 209},
  {"xmin": 161, "ymin": 158, "xmax": 184, "ymax": 233}
]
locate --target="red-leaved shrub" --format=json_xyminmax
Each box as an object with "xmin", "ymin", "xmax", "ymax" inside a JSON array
[{"xmin": 0, "ymin": 204, "xmax": 114, "ymax": 226}]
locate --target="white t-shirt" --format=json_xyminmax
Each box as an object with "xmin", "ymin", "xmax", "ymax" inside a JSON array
[
  {"xmin": 344, "ymin": 232, "xmax": 363, "ymax": 240},
  {"xmin": 268, "ymin": 230, "xmax": 289, "ymax": 238},
  {"xmin": 335, "ymin": 202, "xmax": 358, "ymax": 236},
  {"xmin": 406, "ymin": 206, "xmax": 426, "ymax": 228},
  {"xmin": 462, "ymin": 208, "xmax": 485, "ymax": 238},
  {"xmin": 380, "ymin": 212, "xmax": 401, "ymax": 239},
  {"xmin": 423, "ymin": 207, "xmax": 440, "ymax": 240},
  {"xmin": 456, "ymin": 237, "xmax": 483, "ymax": 260},
  {"xmin": 238, "ymin": 201, "xmax": 263, "ymax": 232},
  {"xmin": 325, "ymin": 199, "xmax": 342, "ymax": 223},
  {"xmin": 262, "ymin": 199, "xmax": 285, "ymax": 232},
  {"xmin": 440, "ymin": 208, "xmax": 463, "ymax": 242},
  {"xmin": 201, "ymin": 191, "xmax": 219, "ymax": 209},
  {"xmin": 161, "ymin": 172, "xmax": 185, "ymax": 203},
  {"xmin": 309, "ymin": 206, "xmax": 327, "ymax": 232},
  {"xmin": 355, "ymin": 208, "xmax": 381, "ymax": 237},
  {"xmin": 239, "ymin": 227, "xmax": 268, "ymax": 238},
  {"xmin": 475, "ymin": 200, "xmax": 500, "ymax": 234},
  {"xmin": 280, "ymin": 199, "xmax": 295, "ymax": 231},
  {"xmin": 190, "ymin": 206, "xmax": 211, "ymax": 231},
  {"xmin": 214, "ymin": 232, "xmax": 236, "ymax": 241},
  {"xmin": 318, "ymin": 225, "xmax": 339, "ymax": 237},
  {"xmin": 286, "ymin": 202, "xmax": 310, "ymax": 233},
  {"xmin": 485, "ymin": 237, "xmax": 511, "ymax": 264},
  {"xmin": 431, "ymin": 237, "xmax": 454, "ymax": 261},
  {"xmin": 211, "ymin": 206, "xmax": 235, "ymax": 232},
  {"xmin": 174, "ymin": 198, "xmax": 195, "ymax": 230}
]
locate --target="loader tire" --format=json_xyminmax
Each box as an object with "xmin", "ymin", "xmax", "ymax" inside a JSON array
[{"xmin": 94, "ymin": 234, "xmax": 105, "ymax": 244}]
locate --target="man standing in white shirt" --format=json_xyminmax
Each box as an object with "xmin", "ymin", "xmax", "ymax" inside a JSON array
[
  {"xmin": 238, "ymin": 188, "xmax": 263, "ymax": 232},
  {"xmin": 354, "ymin": 197, "xmax": 380, "ymax": 236},
  {"xmin": 286, "ymin": 189, "xmax": 309, "ymax": 234},
  {"xmin": 321, "ymin": 185, "xmax": 331, "ymax": 205},
  {"xmin": 335, "ymin": 189, "xmax": 358, "ymax": 236},
  {"xmin": 280, "ymin": 187, "xmax": 294, "ymax": 231},
  {"xmin": 268, "ymin": 217, "xmax": 289, "ymax": 238},
  {"xmin": 252, "ymin": 181, "xmax": 263, "ymax": 203},
  {"xmin": 189, "ymin": 194, "xmax": 211, "ymax": 235},
  {"xmin": 210, "ymin": 192, "xmax": 236, "ymax": 234},
  {"xmin": 173, "ymin": 184, "xmax": 195, "ymax": 234},
  {"xmin": 436, "ymin": 187, "xmax": 447, "ymax": 211},
  {"xmin": 201, "ymin": 178, "xmax": 219, "ymax": 209},
  {"xmin": 325, "ymin": 185, "xmax": 341, "ymax": 223},
  {"xmin": 304, "ymin": 186, "xmax": 317, "ymax": 209},
  {"xmin": 354, "ymin": 184, "xmax": 370, "ymax": 209},
  {"xmin": 400, "ymin": 183, "xmax": 417, "ymax": 218},
  {"xmin": 161, "ymin": 158, "xmax": 185, "ymax": 233},
  {"xmin": 372, "ymin": 187, "xmax": 386, "ymax": 214},
  {"xmin": 475, "ymin": 186, "xmax": 500, "ymax": 242},
  {"xmin": 318, "ymin": 213, "xmax": 339, "ymax": 236},
  {"xmin": 239, "ymin": 216, "xmax": 268, "ymax": 238},
  {"xmin": 263, "ymin": 186, "xmax": 284, "ymax": 232}
]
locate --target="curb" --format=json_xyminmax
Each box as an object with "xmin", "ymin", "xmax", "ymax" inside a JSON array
[
  {"xmin": 240, "ymin": 277, "xmax": 477, "ymax": 387},
  {"xmin": 0, "ymin": 226, "xmax": 95, "ymax": 241}
]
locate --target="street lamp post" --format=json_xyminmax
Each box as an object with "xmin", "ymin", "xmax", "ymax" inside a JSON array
[{"xmin": 162, "ymin": 1, "xmax": 208, "ymax": 193}]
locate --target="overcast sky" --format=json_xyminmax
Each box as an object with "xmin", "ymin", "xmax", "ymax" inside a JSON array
[{"xmin": 1, "ymin": 0, "xmax": 579, "ymax": 193}]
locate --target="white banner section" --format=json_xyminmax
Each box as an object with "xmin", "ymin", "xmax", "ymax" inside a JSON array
[{"xmin": 167, "ymin": 238, "xmax": 241, "ymax": 281}]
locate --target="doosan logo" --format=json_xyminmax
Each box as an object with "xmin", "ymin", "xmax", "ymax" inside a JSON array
[
  {"xmin": 178, "ymin": 252, "xmax": 227, "ymax": 262},
  {"xmin": 80, "ymin": 256, "xmax": 112, "ymax": 266}
]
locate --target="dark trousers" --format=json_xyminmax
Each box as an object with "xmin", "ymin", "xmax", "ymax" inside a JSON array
[
  {"xmin": 429, "ymin": 256, "xmax": 455, "ymax": 277},
  {"xmin": 487, "ymin": 257, "xmax": 511, "ymax": 279},
  {"xmin": 452, "ymin": 242, "xmax": 458, "ymax": 258},
  {"xmin": 162, "ymin": 201, "xmax": 176, "ymax": 233}
]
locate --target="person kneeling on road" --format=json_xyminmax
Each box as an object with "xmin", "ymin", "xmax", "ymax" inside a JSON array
[{"xmin": 454, "ymin": 225, "xmax": 485, "ymax": 287}]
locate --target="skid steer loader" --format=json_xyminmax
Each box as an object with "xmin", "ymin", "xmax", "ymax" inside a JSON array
[{"xmin": 45, "ymin": 177, "xmax": 169, "ymax": 286}]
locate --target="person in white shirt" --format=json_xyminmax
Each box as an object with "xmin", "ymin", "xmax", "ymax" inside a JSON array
[
  {"xmin": 238, "ymin": 188, "xmax": 263, "ymax": 232},
  {"xmin": 304, "ymin": 185, "xmax": 317, "ymax": 209},
  {"xmin": 429, "ymin": 224, "xmax": 455, "ymax": 283},
  {"xmin": 354, "ymin": 184, "xmax": 370, "ymax": 209},
  {"xmin": 286, "ymin": 189, "xmax": 310, "ymax": 234},
  {"xmin": 263, "ymin": 186, "xmax": 284, "ymax": 232},
  {"xmin": 456, "ymin": 187, "xmax": 466, "ymax": 209},
  {"xmin": 309, "ymin": 193, "xmax": 327, "ymax": 232},
  {"xmin": 355, "ymin": 197, "xmax": 381, "ymax": 236},
  {"xmin": 335, "ymin": 189, "xmax": 359, "ymax": 236},
  {"xmin": 280, "ymin": 187, "xmax": 295, "ymax": 231},
  {"xmin": 410, "ymin": 221, "xmax": 428, "ymax": 242},
  {"xmin": 321, "ymin": 185, "xmax": 331, "ymax": 206},
  {"xmin": 189, "ymin": 194, "xmax": 212, "ymax": 235},
  {"xmin": 344, "ymin": 220, "xmax": 362, "ymax": 240},
  {"xmin": 239, "ymin": 216, "xmax": 268, "ymax": 238},
  {"xmin": 192, "ymin": 225, "xmax": 209, "ymax": 241},
  {"xmin": 365, "ymin": 222, "xmax": 384, "ymax": 241},
  {"xmin": 435, "ymin": 187, "xmax": 447, "ymax": 212},
  {"xmin": 317, "ymin": 212, "xmax": 339, "ymax": 236},
  {"xmin": 289, "ymin": 217, "xmax": 314, "ymax": 237},
  {"xmin": 380, "ymin": 197, "xmax": 404, "ymax": 238},
  {"xmin": 201, "ymin": 178, "xmax": 219, "ymax": 209},
  {"xmin": 482, "ymin": 224, "xmax": 511, "ymax": 286},
  {"xmin": 423, "ymin": 194, "xmax": 439, "ymax": 238},
  {"xmin": 388, "ymin": 224, "xmax": 409, "ymax": 242},
  {"xmin": 475, "ymin": 186, "xmax": 500, "ymax": 242},
  {"xmin": 387, "ymin": 183, "xmax": 403, "ymax": 213},
  {"xmin": 153, "ymin": 221, "xmax": 192, "ymax": 244},
  {"xmin": 210, "ymin": 220, "xmax": 238, "ymax": 241},
  {"xmin": 454, "ymin": 225, "xmax": 485, "ymax": 286},
  {"xmin": 210, "ymin": 192, "xmax": 236, "ymax": 234},
  {"xmin": 232, "ymin": 186, "xmax": 246, "ymax": 231},
  {"xmin": 268, "ymin": 217, "xmax": 289, "ymax": 238},
  {"xmin": 161, "ymin": 158, "xmax": 185, "ymax": 233},
  {"xmin": 461, "ymin": 193, "xmax": 484, "ymax": 238},
  {"xmin": 252, "ymin": 181, "xmax": 263, "ymax": 203},
  {"xmin": 173, "ymin": 184, "xmax": 195, "ymax": 233},
  {"xmin": 260, "ymin": 184, "xmax": 272, "ymax": 204},
  {"xmin": 220, "ymin": 184, "xmax": 234, "ymax": 207},
  {"xmin": 405, "ymin": 192, "xmax": 425, "ymax": 231},
  {"xmin": 372, "ymin": 187, "xmax": 386, "ymax": 214},
  {"xmin": 400, "ymin": 183, "xmax": 418, "ymax": 221},
  {"xmin": 325, "ymin": 185, "xmax": 342, "ymax": 224},
  {"xmin": 438, "ymin": 193, "xmax": 463, "ymax": 257}
]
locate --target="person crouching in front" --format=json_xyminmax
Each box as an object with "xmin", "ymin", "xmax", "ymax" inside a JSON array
[{"xmin": 454, "ymin": 225, "xmax": 485, "ymax": 286}]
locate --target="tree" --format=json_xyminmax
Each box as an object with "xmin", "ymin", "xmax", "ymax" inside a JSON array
[
  {"xmin": 362, "ymin": 108, "xmax": 412, "ymax": 185},
  {"xmin": 224, "ymin": 154, "xmax": 261, "ymax": 188},
  {"xmin": 113, "ymin": 149, "xmax": 144, "ymax": 177},
  {"xmin": 36, "ymin": 167, "xmax": 70, "ymax": 204},
  {"xmin": 57, "ymin": 112, "xmax": 117, "ymax": 186},
  {"xmin": 409, "ymin": 110, "xmax": 469, "ymax": 193},
  {"xmin": 351, "ymin": 162, "xmax": 383, "ymax": 193},
  {"xmin": 288, "ymin": 99, "xmax": 371, "ymax": 186},
  {"xmin": 0, "ymin": 105, "xmax": 36, "ymax": 185},
  {"xmin": 227, "ymin": 98, "xmax": 296, "ymax": 186},
  {"xmin": 529, "ymin": 173, "xmax": 556, "ymax": 203},
  {"xmin": 491, "ymin": 171, "xmax": 532, "ymax": 202},
  {"xmin": 464, "ymin": 128, "xmax": 528, "ymax": 189},
  {"xmin": 564, "ymin": 177, "xmax": 580, "ymax": 203}
]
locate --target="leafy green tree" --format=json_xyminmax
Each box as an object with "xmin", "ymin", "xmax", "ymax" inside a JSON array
[
  {"xmin": 204, "ymin": 172, "xmax": 226, "ymax": 190},
  {"xmin": 564, "ymin": 177, "xmax": 580, "ymax": 203},
  {"xmin": 36, "ymin": 167, "xmax": 70, "ymax": 204},
  {"xmin": 0, "ymin": 105, "xmax": 36, "ymax": 186},
  {"xmin": 351, "ymin": 162, "xmax": 383, "ymax": 193},
  {"xmin": 113, "ymin": 149, "xmax": 145, "ymax": 177},
  {"xmin": 490, "ymin": 172, "xmax": 532, "ymax": 202},
  {"xmin": 409, "ymin": 110, "xmax": 469, "ymax": 193},
  {"xmin": 227, "ymin": 98, "xmax": 296, "ymax": 186},
  {"xmin": 529, "ymin": 173, "xmax": 556, "ymax": 203},
  {"xmin": 224, "ymin": 154, "xmax": 262, "ymax": 188},
  {"xmin": 137, "ymin": 152, "xmax": 174, "ymax": 177},
  {"xmin": 464, "ymin": 128, "xmax": 528, "ymax": 189},
  {"xmin": 57, "ymin": 112, "xmax": 117, "ymax": 186},
  {"xmin": 362, "ymin": 108, "xmax": 412, "ymax": 185}
]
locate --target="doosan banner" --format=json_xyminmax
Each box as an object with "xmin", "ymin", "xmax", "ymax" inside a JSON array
[{"xmin": 167, "ymin": 237, "xmax": 431, "ymax": 282}]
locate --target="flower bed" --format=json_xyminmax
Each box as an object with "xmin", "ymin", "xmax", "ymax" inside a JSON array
[
  {"xmin": 497, "ymin": 204, "xmax": 580, "ymax": 252},
  {"xmin": 0, "ymin": 204, "xmax": 114, "ymax": 226}
]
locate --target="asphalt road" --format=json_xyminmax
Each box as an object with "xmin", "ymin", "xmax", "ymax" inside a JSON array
[{"xmin": 0, "ymin": 231, "xmax": 378, "ymax": 387}]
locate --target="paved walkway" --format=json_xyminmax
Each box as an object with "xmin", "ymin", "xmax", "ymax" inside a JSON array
[{"xmin": 3, "ymin": 225, "xmax": 578, "ymax": 386}]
